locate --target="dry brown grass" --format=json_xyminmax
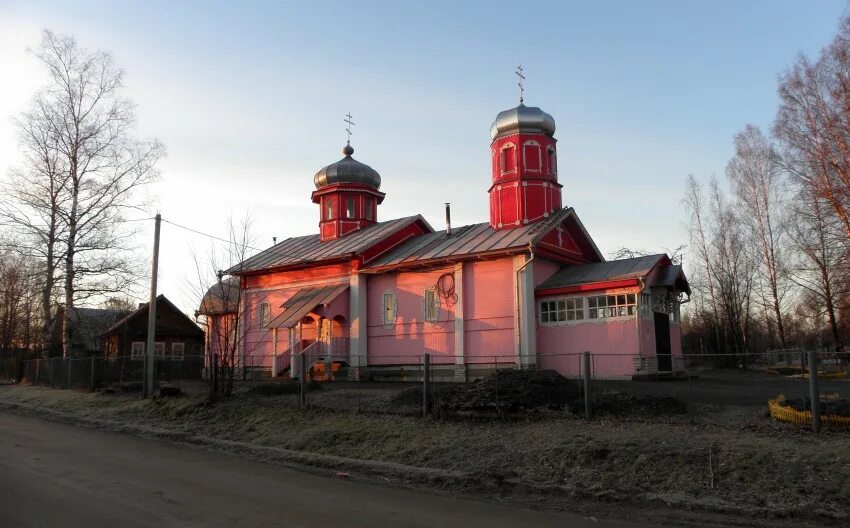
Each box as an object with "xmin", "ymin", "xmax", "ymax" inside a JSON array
[{"xmin": 2, "ymin": 384, "xmax": 849, "ymax": 524}]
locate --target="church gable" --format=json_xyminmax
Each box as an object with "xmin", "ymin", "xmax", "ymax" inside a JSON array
[{"xmin": 533, "ymin": 210, "xmax": 603, "ymax": 264}]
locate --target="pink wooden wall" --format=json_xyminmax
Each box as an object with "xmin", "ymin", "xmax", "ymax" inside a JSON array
[
  {"xmin": 462, "ymin": 258, "xmax": 516, "ymax": 364},
  {"xmin": 240, "ymin": 280, "xmax": 349, "ymax": 369},
  {"xmin": 367, "ymin": 266, "xmax": 456, "ymax": 365},
  {"xmin": 366, "ymin": 257, "xmax": 518, "ymax": 366},
  {"xmin": 537, "ymin": 317, "xmax": 639, "ymax": 378}
]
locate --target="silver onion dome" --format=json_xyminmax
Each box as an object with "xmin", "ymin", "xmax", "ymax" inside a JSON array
[
  {"xmin": 313, "ymin": 144, "xmax": 382, "ymax": 189},
  {"xmin": 490, "ymin": 103, "xmax": 556, "ymax": 140}
]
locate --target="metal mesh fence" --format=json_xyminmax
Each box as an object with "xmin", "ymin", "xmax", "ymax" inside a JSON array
[{"xmin": 19, "ymin": 350, "xmax": 850, "ymax": 429}]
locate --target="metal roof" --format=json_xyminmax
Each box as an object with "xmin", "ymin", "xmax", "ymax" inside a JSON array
[
  {"xmin": 490, "ymin": 104, "xmax": 556, "ymax": 140},
  {"xmin": 536, "ymin": 254, "xmax": 666, "ymax": 291},
  {"xmin": 314, "ymin": 144, "xmax": 381, "ymax": 189},
  {"xmin": 365, "ymin": 208, "xmax": 574, "ymax": 270},
  {"xmin": 226, "ymin": 215, "xmax": 426, "ymax": 274},
  {"xmin": 197, "ymin": 277, "xmax": 240, "ymax": 315},
  {"xmin": 268, "ymin": 284, "xmax": 348, "ymax": 329},
  {"xmin": 651, "ymin": 264, "xmax": 691, "ymax": 295}
]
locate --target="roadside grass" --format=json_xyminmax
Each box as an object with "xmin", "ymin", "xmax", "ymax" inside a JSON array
[{"xmin": 2, "ymin": 384, "xmax": 849, "ymax": 523}]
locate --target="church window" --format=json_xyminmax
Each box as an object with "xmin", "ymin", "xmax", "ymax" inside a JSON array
[
  {"xmin": 539, "ymin": 298, "xmax": 584, "ymax": 324},
  {"xmin": 365, "ymin": 198, "xmax": 374, "ymax": 221},
  {"xmin": 382, "ymin": 291, "xmax": 398, "ymax": 326},
  {"xmin": 258, "ymin": 302, "xmax": 270, "ymax": 328},
  {"xmin": 500, "ymin": 143, "xmax": 516, "ymax": 174},
  {"xmin": 346, "ymin": 196, "xmax": 355, "ymax": 218},
  {"xmin": 423, "ymin": 288, "xmax": 439, "ymax": 322},
  {"xmin": 523, "ymin": 141, "xmax": 542, "ymax": 172},
  {"xmin": 588, "ymin": 293, "xmax": 636, "ymax": 319},
  {"xmin": 548, "ymin": 145, "xmax": 557, "ymax": 175},
  {"xmin": 325, "ymin": 198, "xmax": 334, "ymax": 220}
]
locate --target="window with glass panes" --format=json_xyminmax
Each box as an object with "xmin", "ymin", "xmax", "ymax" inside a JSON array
[
  {"xmin": 539, "ymin": 298, "xmax": 584, "ymax": 323},
  {"xmin": 588, "ymin": 293, "xmax": 636, "ymax": 319}
]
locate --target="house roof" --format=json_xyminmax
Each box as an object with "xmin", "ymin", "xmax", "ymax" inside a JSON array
[
  {"xmin": 226, "ymin": 215, "xmax": 429, "ymax": 275},
  {"xmin": 197, "ymin": 277, "xmax": 240, "ymax": 315},
  {"xmin": 268, "ymin": 284, "xmax": 348, "ymax": 329},
  {"xmin": 537, "ymin": 254, "xmax": 667, "ymax": 291},
  {"xmin": 101, "ymin": 294, "xmax": 203, "ymax": 337},
  {"xmin": 364, "ymin": 207, "xmax": 587, "ymax": 271},
  {"xmin": 651, "ymin": 264, "xmax": 691, "ymax": 295},
  {"xmin": 68, "ymin": 307, "xmax": 129, "ymax": 351}
]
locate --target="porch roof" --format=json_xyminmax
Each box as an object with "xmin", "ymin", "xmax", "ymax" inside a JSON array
[{"xmin": 268, "ymin": 284, "xmax": 349, "ymax": 329}]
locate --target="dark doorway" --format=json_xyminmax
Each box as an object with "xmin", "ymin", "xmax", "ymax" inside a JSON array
[{"xmin": 654, "ymin": 311, "xmax": 672, "ymax": 371}]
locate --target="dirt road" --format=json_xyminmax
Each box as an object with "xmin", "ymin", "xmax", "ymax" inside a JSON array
[{"xmin": 0, "ymin": 412, "xmax": 652, "ymax": 528}]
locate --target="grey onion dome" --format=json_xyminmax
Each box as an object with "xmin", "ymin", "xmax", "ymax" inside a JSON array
[
  {"xmin": 313, "ymin": 144, "xmax": 381, "ymax": 189},
  {"xmin": 490, "ymin": 103, "xmax": 556, "ymax": 140}
]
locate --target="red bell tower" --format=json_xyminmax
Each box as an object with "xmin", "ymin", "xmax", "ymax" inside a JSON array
[
  {"xmin": 488, "ymin": 104, "xmax": 562, "ymax": 230},
  {"xmin": 312, "ymin": 143, "xmax": 385, "ymax": 241}
]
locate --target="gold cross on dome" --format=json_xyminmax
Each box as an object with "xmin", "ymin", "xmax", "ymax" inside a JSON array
[
  {"xmin": 515, "ymin": 65, "xmax": 526, "ymax": 104},
  {"xmin": 344, "ymin": 113, "xmax": 355, "ymax": 144}
]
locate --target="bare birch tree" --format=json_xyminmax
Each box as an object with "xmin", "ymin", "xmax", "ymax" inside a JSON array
[
  {"xmin": 774, "ymin": 16, "xmax": 850, "ymax": 242},
  {"xmin": 26, "ymin": 30, "xmax": 164, "ymax": 357},
  {"xmin": 1, "ymin": 97, "xmax": 68, "ymax": 354},
  {"xmin": 727, "ymin": 125, "xmax": 790, "ymax": 348},
  {"xmin": 789, "ymin": 187, "xmax": 849, "ymax": 349}
]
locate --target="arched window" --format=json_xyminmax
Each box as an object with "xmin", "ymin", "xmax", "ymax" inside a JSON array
[
  {"xmin": 523, "ymin": 141, "xmax": 542, "ymax": 173},
  {"xmin": 548, "ymin": 145, "xmax": 557, "ymax": 175},
  {"xmin": 500, "ymin": 143, "xmax": 516, "ymax": 174},
  {"xmin": 325, "ymin": 197, "xmax": 334, "ymax": 220},
  {"xmin": 365, "ymin": 197, "xmax": 374, "ymax": 221}
]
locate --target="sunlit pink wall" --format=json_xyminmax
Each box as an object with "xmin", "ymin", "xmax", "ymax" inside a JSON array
[
  {"xmin": 367, "ymin": 266, "xmax": 456, "ymax": 365},
  {"xmin": 538, "ymin": 317, "xmax": 639, "ymax": 378},
  {"xmin": 462, "ymin": 258, "xmax": 516, "ymax": 364}
]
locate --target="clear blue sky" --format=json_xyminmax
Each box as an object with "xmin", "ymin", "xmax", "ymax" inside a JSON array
[{"xmin": 1, "ymin": 0, "xmax": 846, "ymax": 313}]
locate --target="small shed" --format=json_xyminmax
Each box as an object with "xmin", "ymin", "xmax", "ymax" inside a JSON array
[{"xmin": 101, "ymin": 295, "xmax": 204, "ymax": 359}]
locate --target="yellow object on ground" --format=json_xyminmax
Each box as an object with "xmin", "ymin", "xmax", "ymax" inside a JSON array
[{"xmin": 768, "ymin": 395, "xmax": 850, "ymax": 426}]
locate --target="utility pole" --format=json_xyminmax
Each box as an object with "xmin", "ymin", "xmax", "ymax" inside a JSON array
[{"xmin": 144, "ymin": 213, "xmax": 161, "ymax": 398}]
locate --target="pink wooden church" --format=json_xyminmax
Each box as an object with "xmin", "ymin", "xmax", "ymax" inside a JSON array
[{"xmin": 199, "ymin": 100, "xmax": 690, "ymax": 380}]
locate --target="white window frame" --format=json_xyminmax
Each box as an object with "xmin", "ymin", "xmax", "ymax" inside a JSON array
[
  {"xmin": 522, "ymin": 140, "xmax": 542, "ymax": 173},
  {"xmin": 382, "ymin": 290, "xmax": 398, "ymax": 327},
  {"xmin": 131, "ymin": 341, "xmax": 145, "ymax": 358},
  {"xmin": 154, "ymin": 342, "xmax": 166, "ymax": 357},
  {"xmin": 588, "ymin": 293, "xmax": 637, "ymax": 319},
  {"xmin": 539, "ymin": 297, "xmax": 585, "ymax": 325},
  {"xmin": 423, "ymin": 288, "xmax": 440, "ymax": 322},
  {"xmin": 500, "ymin": 143, "xmax": 516, "ymax": 174},
  {"xmin": 171, "ymin": 342, "xmax": 185, "ymax": 360}
]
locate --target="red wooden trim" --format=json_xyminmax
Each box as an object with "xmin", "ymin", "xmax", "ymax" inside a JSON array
[{"xmin": 535, "ymin": 279, "xmax": 640, "ymax": 297}]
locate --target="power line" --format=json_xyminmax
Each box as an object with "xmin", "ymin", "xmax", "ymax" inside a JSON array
[{"xmin": 160, "ymin": 217, "xmax": 264, "ymax": 252}]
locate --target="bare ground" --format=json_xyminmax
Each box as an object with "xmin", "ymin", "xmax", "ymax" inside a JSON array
[{"xmin": 1, "ymin": 383, "xmax": 848, "ymax": 527}]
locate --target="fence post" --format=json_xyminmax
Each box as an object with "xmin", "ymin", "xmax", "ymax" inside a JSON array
[
  {"xmin": 422, "ymin": 353, "xmax": 431, "ymax": 417},
  {"xmin": 687, "ymin": 368, "xmax": 695, "ymax": 425},
  {"xmin": 35, "ymin": 359, "xmax": 40, "ymax": 385},
  {"xmin": 211, "ymin": 353, "xmax": 218, "ymax": 396},
  {"xmin": 25, "ymin": 361, "xmax": 30, "ymax": 384},
  {"xmin": 582, "ymin": 351, "xmax": 592, "ymax": 420},
  {"xmin": 50, "ymin": 357, "xmax": 56, "ymax": 388},
  {"xmin": 808, "ymin": 351, "xmax": 821, "ymax": 433},
  {"xmin": 299, "ymin": 352, "xmax": 307, "ymax": 408},
  {"xmin": 90, "ymin": 355, "xmax": 96, "ymax": 392},
  {"xmin": 67, "ymin": 358, "xmax": 72, "ymax": 388}
]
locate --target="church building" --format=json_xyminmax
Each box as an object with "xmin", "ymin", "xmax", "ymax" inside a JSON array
[{"xmin": 199, "ymin": 99, "xmax": 690, "ymax": 380}]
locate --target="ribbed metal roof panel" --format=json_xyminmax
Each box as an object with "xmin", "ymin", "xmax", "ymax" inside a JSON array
[
  {"xmin": 227, "ymin": 215, "xmax": 423, "ymax": 274},
  {"xmin": 536, "ymin": 254, "xmax": 665, "ymax": 290},
  {"xmin": 268, "ymin": 284, "xmax": 348, "ymax": 329}
]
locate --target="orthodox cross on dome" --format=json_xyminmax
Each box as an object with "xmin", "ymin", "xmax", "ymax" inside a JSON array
[
  {"xmin": 344, "ymin": 112, "xmax": 355, "ymax": 145},
  {"xmin": 515, "ymin": 64, "xmax": 526, "ymax": 104}
]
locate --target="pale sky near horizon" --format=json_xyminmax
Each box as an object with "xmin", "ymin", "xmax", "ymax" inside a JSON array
[{"xmin": 0, "ymin": 0, "xmax": 847, "ymax": 315}]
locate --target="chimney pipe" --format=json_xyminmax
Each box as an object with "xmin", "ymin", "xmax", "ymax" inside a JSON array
[
  {"xmin": 272, "ymin": 236, "xmax": 277, "ymax": 245},
  {"xmin": 445, "ymin": 203, "xmax": 452, "ymax": 236}
]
